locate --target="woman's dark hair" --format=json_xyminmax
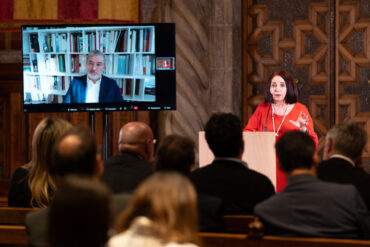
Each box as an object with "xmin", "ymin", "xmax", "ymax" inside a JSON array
[
  {"xmin": 49, "ymin": 175, "xmax": 112, "ymax": 247},
  {"xmin": 264, "ymin": 70, "xmax": 298, "ymax": 104}
]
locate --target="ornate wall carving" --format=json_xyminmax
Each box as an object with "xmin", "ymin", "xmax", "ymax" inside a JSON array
[
  {"xmin": 336, "ymin": 0, "xmax": 370, "ymax": 159},
  {"xmin": 244, "ymin": 0, "xmax": 330, "ymax": 151},
  {"xmin": 243, "ymin": 0, "xmax": 370, "ymax": 165}
]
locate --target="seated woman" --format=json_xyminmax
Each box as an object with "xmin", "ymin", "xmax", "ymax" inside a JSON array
[
  {"xmin": 108, "ymin": 172, "xmax": 200, "ymax": 247},
  {"xmin": 8, "ymin": 117, "xmax": 72, "ymax": 207},
  {"xmin": 49, "ymin": 175, "xmax": 112, "ymax": 247}
]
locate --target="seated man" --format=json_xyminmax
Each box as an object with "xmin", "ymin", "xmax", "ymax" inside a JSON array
[
  {"xmin": 255, "ymin": 130, "xmax": 370, "ymax": 239},
  {"xmin": 63, "ymin": 50, "xmax": 124, "ymax": 103},
  {"xmin": 102, "ymin": 122, "xmax": 154, "ymax": 194},
  {"xmin": 317, "ymin": 121, "xmax": 370, "ymax": 209},
  {"xmin": 190, "ymin": 113, "xmax": 275, "ymax": 214},
  {"xmin": 155, "ymin": 134, "xmax": 225, "ymax": 232}
]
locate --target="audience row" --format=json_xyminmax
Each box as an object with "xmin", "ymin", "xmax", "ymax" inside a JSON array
[{"xmin": 6, "ymin": 112, "xmax": 370, "ymax": 247}]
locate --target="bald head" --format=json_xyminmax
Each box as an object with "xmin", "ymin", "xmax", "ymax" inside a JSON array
[
  {"xmin": 118, "ymin": 122, "xmax": 154, "ymax": 161},
  {"xmin": 52, "ymin": 126, "xmax": 101, "ymax": 178},
  {"xmin": 57, "ymin": 135, "xmax": 82, "ymax": 157}
]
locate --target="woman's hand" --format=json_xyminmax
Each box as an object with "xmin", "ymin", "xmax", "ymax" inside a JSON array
[{"xmin": 289, "ymin": 112, "xmax": 309, "ymax": 132}]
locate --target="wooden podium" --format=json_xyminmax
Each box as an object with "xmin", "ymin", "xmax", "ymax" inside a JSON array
[{"xmin": 198, "ymin": 131, "xmax": 276, "ymax": 189}]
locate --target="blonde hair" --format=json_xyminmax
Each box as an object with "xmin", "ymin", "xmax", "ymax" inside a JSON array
[
  {"xmin": 116, "ymin": 172, "xmax": 200, "ymax": 245},
  {"xmin": 27, "ymin": 117, "xmax": 72, "ymax": 208}
]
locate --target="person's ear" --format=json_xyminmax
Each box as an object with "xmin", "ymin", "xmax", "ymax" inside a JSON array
[
  {"xmin": 141, "ymin": 138, "xmax": 152, "ymax": 161},
  {"xmin": 190, "ymin": 163, "xmax": 195, "ymax": 171},
  {"xmin": 323, "ymin": 137, "xmax": 333, "ymax": 160},
  {"xmin": 239, "ymin": 138, "xmax": 245, "ymax": 158},
  {"xmin": 312, "ymin": 151, "xmax": 320, "ymax": 168}
]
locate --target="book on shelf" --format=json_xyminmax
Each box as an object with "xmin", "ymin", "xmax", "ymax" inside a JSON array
[
  {"xmin": 71, "ymin": 55, "xmax": 78, "ymax": 73},
  {"xmin": 30, "ymin": 33, "xmax": 40, "ymax": 52},
  {"xmin": 115, "ymin": 79, "xmax": 124, "ymax": 95},
  {"xmin": 125, "ymin": 79, "xmax": 132, "ymax": 96},
  {"xmin": 79, "ymin": 55, "xmax": 87, "ymax": 73},
  {"xmin": 123, "ymin": 30, "xmax": 129, "ymax": 52},
  {"xmin": 70, "ymin": 32, "xmax": 83, "ymax": 52},
  {"xmin": 55, "ymin": 33, "xmax": 68, "ymax": 52},
  {"xmin": 135, "ymin": 79, "xmax": 141, "ymax": 96},
  {"xmin": 42, "ymin": 34, "xmax": 54, "ymax": 52},
  {"xmin": 145, "ymin": 87, "xmax": 155, "ymax": 95},
  {"xmin": 115, "ymin": 30, "xmax": 126, "ymax": 52},
  {"xmin": 48, "ymin": 55, "xmax": 58, "ymax": 72},
  {"xmin": 23, "ymin": 56, "xmax": 31, "ymax": 72},
  {"xmin": 117, "ymin": 55, "xmax": 127, "ymax": 75},
  {"xmin": 87, "ymin": 32, "xmax": 96, "ymax": 52}
]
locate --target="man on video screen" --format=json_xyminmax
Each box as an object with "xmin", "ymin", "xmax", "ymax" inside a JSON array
[{"xmin": 63, "ymin": 50, "xmax": 124, "ymax": 103}]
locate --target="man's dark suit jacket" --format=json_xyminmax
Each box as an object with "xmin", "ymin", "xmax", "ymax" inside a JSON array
[
  {"xmin": 317, "ymin": 157, "xmax": 370, "ymax": 210},
  {"xmin": 63, "ymin": 75, "xmax": 124, "ymax": 103},
  {"xmin": 102, "ymin": 152, "xmax": 153, "ymax": 194},
  {"xmin": 190, "ymin": 159, "xmax": 275, "ymax": 214},
  {"xmin": 197, "ymin": 193, "xmax": 226, "ymax": 232},
  {"xmin": 255, "ymin": 174, "xmax": 370, "ymax": 239},
  {"xmin": 25, "ymin": 193, "xmax": 132, "ymax": 247}
]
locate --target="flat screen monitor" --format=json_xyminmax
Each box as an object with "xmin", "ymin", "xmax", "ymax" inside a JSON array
[{"xmin": 22, "ymin": 23, "xmax": 176, "ymax": 112}]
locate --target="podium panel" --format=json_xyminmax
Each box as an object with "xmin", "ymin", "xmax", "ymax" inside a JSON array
[{"xmin": 198, "ymin": 131, "xmax": 276, "ymax": 189}]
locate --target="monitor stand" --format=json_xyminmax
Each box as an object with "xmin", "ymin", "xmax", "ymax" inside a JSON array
[{"xmin": 88, "ymin": 111, "xmax": 110, "ymax": 161}]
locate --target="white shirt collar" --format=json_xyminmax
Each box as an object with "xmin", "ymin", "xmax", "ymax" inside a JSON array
[
  {"xmin": 214, "ymin": 157, "xmax": 248, "ymax": 168},
  {"xmin": 329, "ymin": 154, "xmax": 355, "ymax": 167}
]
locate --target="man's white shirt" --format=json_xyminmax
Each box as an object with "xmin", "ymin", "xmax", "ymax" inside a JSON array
[{"xmin": 85, "ymin": 77, "xmax": 101, "ymax": 103}]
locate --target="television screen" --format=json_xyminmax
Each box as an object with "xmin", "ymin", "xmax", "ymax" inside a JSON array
[{"xmin": 22, "ymin": 23, "xmax": 176, "ymax": 112}]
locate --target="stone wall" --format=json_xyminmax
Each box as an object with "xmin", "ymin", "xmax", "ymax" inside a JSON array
[{"xmin": 142, "ymin": 0, "xmax": 242, "ymax": 161}]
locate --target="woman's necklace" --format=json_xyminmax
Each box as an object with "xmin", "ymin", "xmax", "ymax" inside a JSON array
[{"xmin": 272, "ymin": 104, "xmax": 288, "ymax": 137}]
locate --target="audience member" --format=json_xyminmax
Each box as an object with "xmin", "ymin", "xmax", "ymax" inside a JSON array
[
  {"xmin": 317, "ymin": 121, "xmax": 370, "ymax": 209},
  {"xmin": 49, "ymin": 175, "xmax": 112, "ymax": 247},
  {"xmin": 102, "ymin": 122, "xmax": 154, "ymax": 194},
  {"xmin": 8, "ymin": 117, "xmax": 72, "ymax": 207},
  {"xmin": 108, "ymin": 172, "xmax": 200, "ymax": 247},
  {"xmin": 254, "ymin": 130, "xmax": 370, "ymax": 238},
  {"xmin": 25, "ymin": 125, "xmax": 131, "ymax": 247},
  {"xmin": 190, "ymin": 113, "xmax": 275, "ymax": 214},
  {"xmin": 155, "ymin": 134, "xmax": 225, "ymax": 232}
]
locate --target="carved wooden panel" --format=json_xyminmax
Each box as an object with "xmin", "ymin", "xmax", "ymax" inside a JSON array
[
  {"xmin": 336, "ymin": 0, "xmax": 370, "ymax": 160},
  {"xmin": 243, "ymin": 0, "xmax": 370, "ymax": 162},
  {"xmin": 243, "ymin": 0, "xmax": 330, "ymax": 152}
]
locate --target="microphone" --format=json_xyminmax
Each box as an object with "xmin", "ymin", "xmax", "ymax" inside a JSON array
[{"xmin": 264, "ymin": 104, "xmax": 271, "ymax": 132}]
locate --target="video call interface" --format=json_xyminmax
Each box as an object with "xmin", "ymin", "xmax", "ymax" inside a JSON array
[{"xmin": 22, "ymin": 23, "xmax": 176, "ymax": 113}]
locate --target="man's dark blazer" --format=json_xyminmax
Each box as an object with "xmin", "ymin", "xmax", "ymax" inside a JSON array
[
  {"xmin": 254, "ymin": 174, "xmax": 370, "ymax": 239},
  {"xmin": 63, "ymin": 75, "xmax": 123, "ymax": 103},
  {"xmin": 197, "ymin": 193, "xmax": 226, "ymax": 232},
  {"xmin": 317, "ymin": 157, "xmax": 370, "ymax": 210},
  {"xmin": 102, "ymin": 152, "xmax": 153, "ymax": 194},
  {"xmin": 25, "ymin": 193, "xmax": 132, "ymax": 247},
  {"xmin": 190, "ymin": 159, "xmax": 275, "ymax": 214}
]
